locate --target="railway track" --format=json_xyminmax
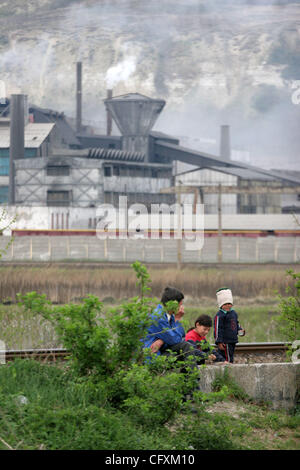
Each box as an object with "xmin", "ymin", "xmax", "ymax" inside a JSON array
[{"xmin": 0, "ymin": 342, "xmax": 291, "ymax": 363}]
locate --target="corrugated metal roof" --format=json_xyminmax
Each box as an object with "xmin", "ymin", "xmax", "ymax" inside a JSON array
[
  {"xmin": 88, "ymin": 147, "xmax": 145, "ymax": 162},
  {"xmin": 0, "ymin": 123, "xmax": 55, "ymax": 148},
  {"xmin": 210, "ymin": 166, "xmax": 275, "ymax": 181},
  {"xmin": 155, "ymin": 140, "xmax": 300, "ymax": 185}
]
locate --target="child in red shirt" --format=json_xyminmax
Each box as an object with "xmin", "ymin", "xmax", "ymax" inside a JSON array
[{"xmin": 185, "ymin": 314, "xmax": 227, "ymax": 364}]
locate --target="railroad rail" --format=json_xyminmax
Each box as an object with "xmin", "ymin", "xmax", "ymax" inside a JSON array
[
  {"xmin": 235, "ymin": 342, "xmax": 291, "ymax": 353},
  {"xmin": 0, "ymin": 342, "xmax": 291, "ymax": 363}
]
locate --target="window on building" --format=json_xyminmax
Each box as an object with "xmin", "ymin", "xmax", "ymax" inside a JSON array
[
  {"xmin": 24, "ymin": 149, "xmax": 37, "ymax": 158},
  {"xmin": 158, "ymin": 169, "xmax": 170, "ymax": 178},
  {"xmin": 104, "ymin": 166, "xmax": 112, "ymax": 177},
  {"xmin": 0, "ymin": 157, "xmax": 9, "ymax": 176},
  {"xmin": 113, "ymin": 166, "xmax": 120, "ymax": 176},
  {"xmin": 108, "ymin": 143, "xmax": 116, "ymax": 149},
  {"xmin": 47, "ymin": 190, "xmax": 71, "ymax": 207},
  {"xmin": 240, "ymin": 205, "xmax": 257, "ymax": 214},
  {"xmin": 47, "ymin": 165, "xmax": 70, "ymax": 176},
  {"xmin": 120, "ymin": 166, "xmax": 127, "ymax": 177},
  {"xmin": 0, "ymin": 186, "xmax": 9, "ymax": 204},
  {"xmin": 129, "ymin": 166, "xmax": 144, "ymax": 177}
]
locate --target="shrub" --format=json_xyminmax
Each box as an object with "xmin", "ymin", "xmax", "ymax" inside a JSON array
[
  {"xmin": 276, "ymin": 270, "xmax": 300, "ymax": 342},
  {"xmin": 18, "ymin": 262, "xmax": 156, "ymax": 376},
  {"xmin": 212, "ymin": 368, "xmax": 250, "ymax": 401},
  {"xmin": 276, "ymin": 269, "xmax": 300, "ymax": 360},
  {"xmin": 13, "ymin": 261, "xmax": 241, "ymax": 450},
  {"xmin": 0, "ymin": 360, "xmax": 173, "ymax": 450}
]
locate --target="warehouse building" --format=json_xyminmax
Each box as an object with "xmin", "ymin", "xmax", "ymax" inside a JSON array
[
  {"xmin": 14, "ymin": 153, "xmax": 173, "ymax": 209},
  {"xmin": 1, "ymin": 92, "xmax": 299, "ymax": 216}
]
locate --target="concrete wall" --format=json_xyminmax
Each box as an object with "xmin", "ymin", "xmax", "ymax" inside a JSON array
[
  {"xmin": 0, "ymin": 235, "xmax": 299, "ymax": 264},
  {"xmin": 197, "ymin": 363, "xmax": 300, "ymax": 410},
  {"xmin": 1, "ymin": 207, "xmax": 299, "ymax": 233}
]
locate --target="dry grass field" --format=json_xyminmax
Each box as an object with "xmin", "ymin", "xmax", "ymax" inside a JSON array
[
  {"xmin": 0, "ymin": 263, "xmax": 296, "ymax": 349},
  {"xmin": 0, "ymin": 263, "xmax": 295, "ymax": 304}
]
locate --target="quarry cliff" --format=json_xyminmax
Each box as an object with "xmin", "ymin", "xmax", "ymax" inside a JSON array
[{"xmin": 0, "ymin": 0, "xmax": 299, "ymax": 167}]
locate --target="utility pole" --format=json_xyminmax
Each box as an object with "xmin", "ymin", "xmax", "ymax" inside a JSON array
[
  {"xmin": 176, "ymin": 183, "xmax": 182, "ymax": 270},
  {"xmin": 9, "ymin": 94, "xmax": 25, "ymax": 205},
  {"xmin": 217, "ymin": 183, "xmax": 222, "ymax": 263},
  {"xmin": 76, "ymin": 62, "xmax": 82, "ymax": 134},
  {"xmin": 106, "ymin": 89, "xmax": 113, "ymax": 136},
  {"xmin": 160, "ymin": 183, "xmax": 200, "ymax": 270}
]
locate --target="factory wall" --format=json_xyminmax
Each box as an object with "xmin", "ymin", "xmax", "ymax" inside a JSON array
[
  {"xmin": 175, "ymin": 166, "xmax": 283, "ymax": 214},
  {"xmin": 175, "ymin": 167, "xmax": 238, "ymax": 214},
  {"xmin": 13, "ymin": 157, "xmax": 173, "ymax": 208},
  {"xmin": 1, "ymin": 206, "xmax": 298, "ymax": 235},
  {"xmin": 14, "ymin": 157, "xmax": 104, "ymax": 207}
]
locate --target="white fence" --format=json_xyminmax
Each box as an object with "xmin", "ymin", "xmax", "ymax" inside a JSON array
[{"xmin": 0, "ymin": 235, "xmax": 299, "ymax": 264}]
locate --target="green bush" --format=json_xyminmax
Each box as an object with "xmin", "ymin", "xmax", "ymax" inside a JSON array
[
  {"xmin": 0, "ymin": 360, "xmax": 174, "ymax": 450},
  {"xmin": 18, "ymin": 261, "xmax": 156, "ymax": 376},
  {"xmin": 9, "ymin": 261, "xmax": 242, "ymax": 450},
  {"xmin": 120, "ymin": 363, "xmax": 186, "ymax": 427},
  {"xmin": 276, "ymin": 270, "xmax": 300, "ymax": 343},
  {"xmin": 175, "ymin": 412, "xmax": 247, "ymax": 450}
]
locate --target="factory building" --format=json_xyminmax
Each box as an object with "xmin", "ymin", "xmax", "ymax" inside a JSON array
[
  {"xmin": 1, "ymin": 88, "xmax": 300, "ymax": 218},
  {"xmin": 14, "ymin": 153, "xmax": 173, "ymax": 209},
  {"xmin": 175, "ymin": 164, "xmax": 283, "ymax": 214},
  {"xmin": 0, "ymin": 114, "xmax": 60, "ymax": 203}
]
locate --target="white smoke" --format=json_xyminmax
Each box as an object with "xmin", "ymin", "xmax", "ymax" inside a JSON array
[
  {"xmin": 0, "ymin": 0, "xmax": 299, "ymax": 169},
  {"xmin": 105, "ymin": 55, "xmax": 137, "ymax": 90}
]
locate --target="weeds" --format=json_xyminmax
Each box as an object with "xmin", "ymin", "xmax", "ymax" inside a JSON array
[
  {"xmin": 0, "ymin": 263, "xmax": 298, "ymax": 450},
  {"xmin": 212, "ymin": 368, "xmax": 250, "ymax": 401},
  {"xmin": 0, "ymin": 265, "xmax": 291, "ymax": 304}
]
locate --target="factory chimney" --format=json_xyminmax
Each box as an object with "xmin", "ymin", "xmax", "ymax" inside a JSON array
[
  {"xmin": 104, "ymin": 93, "xmax": 165, "ymax": 161},
  {"xmin": 220, "ymin": 125, "xmax": 231, "ymax": 161},
  {"xmin": 9, "ymin": 94, "xmax": 26, "ymax": 205},
  {"xmin": 76, "ymin": 61, "xmax": 82, "ymax": 134},
  {"xmin": 106, "ymin": 89, "xmax": 113, "ymax": 136}
]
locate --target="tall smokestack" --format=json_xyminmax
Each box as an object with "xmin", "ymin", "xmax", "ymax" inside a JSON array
[
  {"xmin": 76, "ymin": 61, "xmax": 82, "ymax": 134},
  {"xmin": 9, "ymin": 94, "xmax": 26, "ymax": 205},
  {"xmin": 220, "ymin": 125, "xmax": 231, "ymax": 161},
  {"xmin": 106, "ymin": 89, "xmax": 113, "ymax": 136}
]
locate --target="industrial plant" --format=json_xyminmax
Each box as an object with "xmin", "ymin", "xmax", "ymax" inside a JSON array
[{"xmin": 0, "ymin": 62, "xmax": 299, "ymax": 264}]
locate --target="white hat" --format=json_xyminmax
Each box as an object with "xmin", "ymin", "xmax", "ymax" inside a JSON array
[{"xmin": 216, "ymin": 288, "xmax": 233, "ymax": 309}]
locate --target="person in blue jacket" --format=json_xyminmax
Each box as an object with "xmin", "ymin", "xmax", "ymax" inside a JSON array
[
  {"xmin": 213, "ymin": 287, "xmax": 245, "ymax": 363},
  {"xmin": 142, "ymin": 286, "xmax": 199, "ymax": 369}
]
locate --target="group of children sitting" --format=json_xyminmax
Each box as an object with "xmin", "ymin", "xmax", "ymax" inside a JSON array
[{"xmin": 142, "ymin": 286, "xmax": 245, "ymax": 365}]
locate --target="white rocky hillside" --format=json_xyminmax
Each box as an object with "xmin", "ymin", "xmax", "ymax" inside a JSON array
[{"xmin": 0, "ymin": 0, "xmax": 299, "ymax": 168}]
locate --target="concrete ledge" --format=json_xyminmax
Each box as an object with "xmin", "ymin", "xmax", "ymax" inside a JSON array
[{"xmin": 198, "ymin": 363, "xmax": 300, "ymax": 410}]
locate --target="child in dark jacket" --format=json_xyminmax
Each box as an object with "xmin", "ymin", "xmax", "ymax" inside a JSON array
[
  {"xmin": 185, "ymin": 314, "xmax": 226, "ymax": 364},
  {"xmin": 213, "ymin": 287, "xmax": 245, "ymax": 363}
]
